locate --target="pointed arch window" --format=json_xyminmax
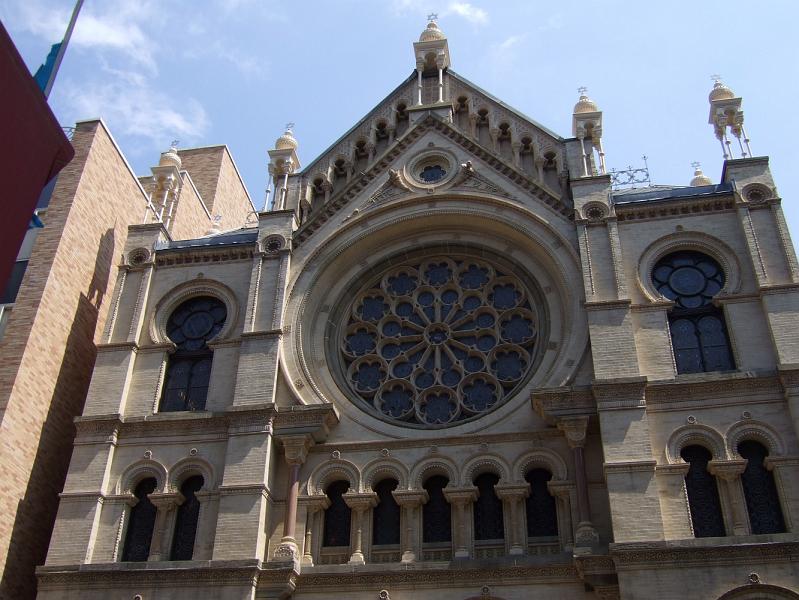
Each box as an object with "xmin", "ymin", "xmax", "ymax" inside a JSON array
[
  {"xmin": 121, "ymin": 478, "xmax": 158, "ymax": 562},
  {"xmin": 681, "ymin": 445, "xmax": 726, "ymax": 537},
  {"xmin": 738, "ymin": 441, "xmax": 786, "ymax": 534},
  {"xmin": 652, "ymin": 251, "xmax": 734, "ymax": 374},
  {"xmin": 322, "ymin": 480, "xmax": 352, "ymax": 547},
  {"xmin": 422, "ymin": 475, "xmax": 451, "ymax": 543},
  {"xmin": 170, "ymin": 475, "xmax": 204, "ymax": 560},
  {"xmin": 473, "ymin": 472, "xmax": 504, "ymax": 541},
  {"xmin": 525, "ymin": 468, "xmax": 558, "ymax": 537},
  {"xmin": 372, "ymin": 478, "xmax": 401, "ymax": 546},
  {"xmin": 160, "ymin": 296, "xmax": 226, "ymax": 412}
]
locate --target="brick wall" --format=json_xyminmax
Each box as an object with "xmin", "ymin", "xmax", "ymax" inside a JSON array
[{"xmin": 0, "ymin": 120, "xmax": 147, "ymax": 599}]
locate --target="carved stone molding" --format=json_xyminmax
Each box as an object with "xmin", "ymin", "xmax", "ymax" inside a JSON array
[
  {"xmin": 557, "ymin": 416, "xmax": 589, "ymax": 449},
  {"xmin": 610, "ymin": 540, "xmax": 799, "ymax": 570},
  {"xmin": 592, "ymin": 378, "xmax": 647, "ymax": 411}
]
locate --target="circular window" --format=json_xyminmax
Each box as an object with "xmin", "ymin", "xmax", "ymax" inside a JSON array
[
  {"xmin": 419, "ymin": 164, "xmax": 447, "ymax": 183},
  {"xmin": 166, "ymin": 296, "xmax": 227, "ymax": 350},
  {"xmin": 652, "ymin": 251, "xmax": 724, "ymax": 309},
  {"xmin": 338, "ymin": 255, "xmax": 540, "ymax": 427}
]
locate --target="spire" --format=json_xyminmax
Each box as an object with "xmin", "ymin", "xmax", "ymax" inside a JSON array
[
  {"xmin": 267, "ymin": 123, "xmax": 301, "ymax": 211},
  {"xmin": 689, "ymin": 162, "xmax": 713, "ymax": 186},
  {"xmin": 708, "ymin": 76, "xmax": 752, "ymax": 160},
  {"xmin": 412, "ymin": 16, "xmax": 451, "ymax": 106},
  {"xmin": 572, "ymin": 87, "xmax": 606, "ymax": 176}
]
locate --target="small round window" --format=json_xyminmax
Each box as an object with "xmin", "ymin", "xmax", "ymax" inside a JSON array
[{"xmin": 419, "ymin": 165, "xmax": 446, "ymax": 183}]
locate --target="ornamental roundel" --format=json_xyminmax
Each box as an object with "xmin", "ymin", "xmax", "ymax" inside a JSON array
[{"xmin": 339, "ymin": 254, "xmax": 541, "ymax": 427}]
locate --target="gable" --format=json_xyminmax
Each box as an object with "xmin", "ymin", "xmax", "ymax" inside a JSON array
[{"xmin": 293, "ymin": 113, "xmax": 573, "ymax": 246}]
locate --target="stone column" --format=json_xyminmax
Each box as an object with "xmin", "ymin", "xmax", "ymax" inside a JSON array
[
  {"xmin": 443, "ymin": 487, "xmax": 478, "ymax": 559},
  {"xmin": 343, "ymin": 493, "xmax": 377, "ymax": 565},
  {"xmin": 765, "ymin": 456, "xmax": 799, "ymax": 533},
  {"xmin": 193, "ymin": 490, "xmax": 219, "ymax": 560},
  {"xmin": 558, "ymin": 417, "xmax": 599, "ymax": 548},
  {"xmin": 654, "ymin": 463, "xmax": 692, "ymax": 540},
  {"xmin": 547, "ymin": 481, "xmax": 575, "ymax": 551},
  {"xmin": 147, "ymin": 493, "xmax": 182, "ymax": 561},
  {"xmin": 392, "ymin": 490, "xmax": 428, "ymax": 563},
  {"xmin": 298, "ymin": 495, "xmax": 330, "ymax": 567},
  {"xmin": 495, "ymin": 484, "xmax": 529, "ymax": 555},
  {"xmin": 272, "ymin": 434, "xmax": 313, "ymax": 563},
  {"xmin": 709, "ymin": 459, "xmax": 749, "ymax": 536}
]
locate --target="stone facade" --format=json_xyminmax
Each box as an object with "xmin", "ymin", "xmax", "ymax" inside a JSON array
[{"xmin": 35, "ymin": 21, "xmax": 799, "ymax": 600}]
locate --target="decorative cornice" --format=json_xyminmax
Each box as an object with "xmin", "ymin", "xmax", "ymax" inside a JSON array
[
  {"xmin": 532, "ymin": 386, "xmax": 596, "ymax": 423},
  {"xmin": 274, "ymin": 404, "xmax": 339, "ymax": 442},
  {"xmin": 615, "ymin": 194, "xmax": 735, "ymax": 223},
  {"xmin": 604, "ymin": 460, "xmax": 657, "ymax": 475},
  {"xmin": 296, "ymin": 562, "xmax": 578, "ymax": 589},
  {"xmin": 154, "ymin": 246, "xmax": 255, "ymax": 267},
  {"xmin": 592, "ymin": 378, "xmax": 647, "ymax": 411},
  {"xmin": 611, "ymin": 540, "xmax": 799, "ymax": 571},
  {"xmin": 645, "ymin": 372, "xmax": 782, "ymax": 409}
]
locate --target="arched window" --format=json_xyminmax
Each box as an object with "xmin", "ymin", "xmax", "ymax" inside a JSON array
[
  {"xmin": 170, "ymin": 475, "xmax": 204, "ymax": 560},
  {"xmin": 681, "ymin": 445, "xmax": 725, "ymax": 537},
  {"xmin": 160, "ymin": 296, "xmax": 226, "ymax": 412},
  {"xmin": 652, "ymin": 251, "xmax": 734, "ymax": 374},
  {"xmin": 473, "ymin": 472, "xmax": 504, "ymax": 541},
  {"xmin": 422, "ymin": 475, "xmax": 451, "ymax": 543},
  {"xmin": 322, "ymin": 480, "xmax": 352, "ymax": 547},
  {"xmin": 372, "ymin": 478, "xmax": 400, "ymax": 546},
  {"xmin": 738, "ymin": 441, "xmax": 786, "ymax": 534},
  {"xmin": 525, "ymin": 468, "xmax": 557, "ymax": 537},
  {"xmin": 121, "ymin": 478, "xmax": 158, "ymax": 561}
]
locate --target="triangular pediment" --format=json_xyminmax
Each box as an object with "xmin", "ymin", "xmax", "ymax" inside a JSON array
[{"xmin": 295, "ymin": 113, "xmax": 572, "ymax": 245}]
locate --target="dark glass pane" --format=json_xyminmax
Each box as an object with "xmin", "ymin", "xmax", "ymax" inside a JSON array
[
  {"xmin": 419, "ymin": 164, "xmax": 446, "ymax": 182},
  {"xmin": 473, "ymin": 472, "xmax": 504, "ymax": 541},
  {"xmin": 372, "ymin": 479, "xmax": 400, "ymax": 545},
  {"xmin": 122, "ymin": 478, "xmax": 158, "ymax": 561},
  {"xmin": 738, "ymin": 441, "xmax": 786, "ymax": 534},
  {"xmin": 423, "ymin": 475, "xmax": 451, "ymax": 543},
  {"xmin": 525, "ymin": 469, "xmax": 557, "ymax": 537},
  {"xmin": 171, "ymin": 475, "xmax": 204, "ymax": 560},
  {"xmin": 161, "ymin": 296, "xmax": 225, "ymax": 412},
  {"xmin": 323, "ymin": 480, "xmax": 352, "ymax": 547},
  {"xmin": 654, "ymin": 251, "xmax": 734, "ymax": 374},
  {"xmin": 681, "ymin": 445, "xmax": 725, "ymax": 538}
]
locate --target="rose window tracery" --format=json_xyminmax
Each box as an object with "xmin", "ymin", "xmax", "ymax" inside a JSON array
[{"xmin": 340, "ymin": 256, "xmax": 539, "ymax": 426}]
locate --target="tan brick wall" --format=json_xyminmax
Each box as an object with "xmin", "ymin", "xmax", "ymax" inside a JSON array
[{"xmin": 0, "ymin": 120, "xmax": 148, "ymax": 599}]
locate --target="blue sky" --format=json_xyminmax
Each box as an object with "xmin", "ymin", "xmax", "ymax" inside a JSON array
[{"xmin": 3, "ymin": 0, "xmax": 798, "ymax": 240}]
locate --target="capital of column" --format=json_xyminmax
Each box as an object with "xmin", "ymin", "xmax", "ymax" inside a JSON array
[
  {"xmin": 343, "ymin": 491, "xmax": 378, "ymax": 512},
  {"xmin": 494, "ymin": 483, "xmax": 530, "ymax": 501},
  {"xmin": 148, "ymin": 492, "xmax": 184, "ymax": 511},
  {"xmin": 278, "ymin": 433, "xmax": 314, "ymax": 465},
  {"xmin": 708, "ymin": 459, "xmax": 748, "ymax": 481},
  {"xmin": 546, "ymin": 480, "xmax": 575, "ymax": 498},
  {"xmin": 558, "ymin": 416, "xmax": 589, "ymax": 449},
  {"xmin": 392, "ymin": 489, "xmax": 428, "ymax": 507},
  {"xmin": 299, "ymin": 494, "xmax": 331, "ymax": 513},
  {"xmin": 442, "ymin": 486, "xmax": 478, "ymax": 505}
]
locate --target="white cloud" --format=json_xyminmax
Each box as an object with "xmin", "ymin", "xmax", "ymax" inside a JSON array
[
  {"xmin": 445, "ymin": 2, "xmax": 488, "ymax": 25},
  {"xmin": 497, "ymin": 34, "xmax": 525, "ymax": 51},
  {"xmin": 62, "ymin": 74, "xmax": 210, "ymax": 145}
]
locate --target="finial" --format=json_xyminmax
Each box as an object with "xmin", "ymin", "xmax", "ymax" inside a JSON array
[
  {"xmin": 284, "ymin": 122, "xmax": 295, "ymax": 133},
  {"xmin": 170, "ymin": 139, "xmax": 180, "ymax": 149},
  {"xmin": 573, "ymin": 87, "xmax": 599, "ymax": 114},
  {"xmin": 689, "ymin": 161, "xmax": 713, "ymax": 186},
  {"xmin": 427, "ymin": 12, "xmax": 438, "ymax": 22},
  {"xmin": 710, "ymin": 74, "xmax": 722, "ymax": 83},
  {"xmin": 577, "ymin": 86, "xmax": 588, "ymax": 96}
]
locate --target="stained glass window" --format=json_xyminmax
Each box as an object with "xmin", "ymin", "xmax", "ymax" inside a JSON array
[
  {"xmin": 160, "ymin": 296, "xmax": 226, "ymax": 412},
  {"xmin": 170, "ymin": 475, "xmax": 204, "ymax": 560},
  {"xmin": 341, "ymin": 256, "xmax": 539, "ymax": 426},
  {"xmin": 473, "ymin": 472, "xmax": 504, "ymax": 541},
  {"xmin": 652, "ymin": 251, "xmax": 734, "ymax": 374},
  {"xmin": 372, "ymin": 478, "xmax": 401, "ymax": 545},
  {"xmin": 323, "ymin": 480, "xmax": 352, "ymax": 547},
  {"xmin": 419, "ymin": 164, "xmax": 446, "ymax": 183},
  {"xmin": 738, "ymin": 441, "xmax": 785, "ymax": 534},
  {"xmin": 422, "ymin": 475, "xmax": 451, "ymax": 543},
  {"xmin": 525, "ymin": 469, "xmax": 557, "ymax": 537},
  {"xmin": 121, "ymin": 478, "xmax": 158, "ymax": 562},
  {"xmin": 681, "ymin": 445, "xmax": 726, "ymax": 538}
]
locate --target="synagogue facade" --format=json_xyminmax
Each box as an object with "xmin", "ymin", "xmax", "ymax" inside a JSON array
[{"xmin": 35, "ymin": 20, "xmax": 799, "ymax": 600}]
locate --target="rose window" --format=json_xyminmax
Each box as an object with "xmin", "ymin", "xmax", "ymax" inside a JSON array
[{"xmin": 340, "ymin": 256, "xmax": 539, "ymax": 426}]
